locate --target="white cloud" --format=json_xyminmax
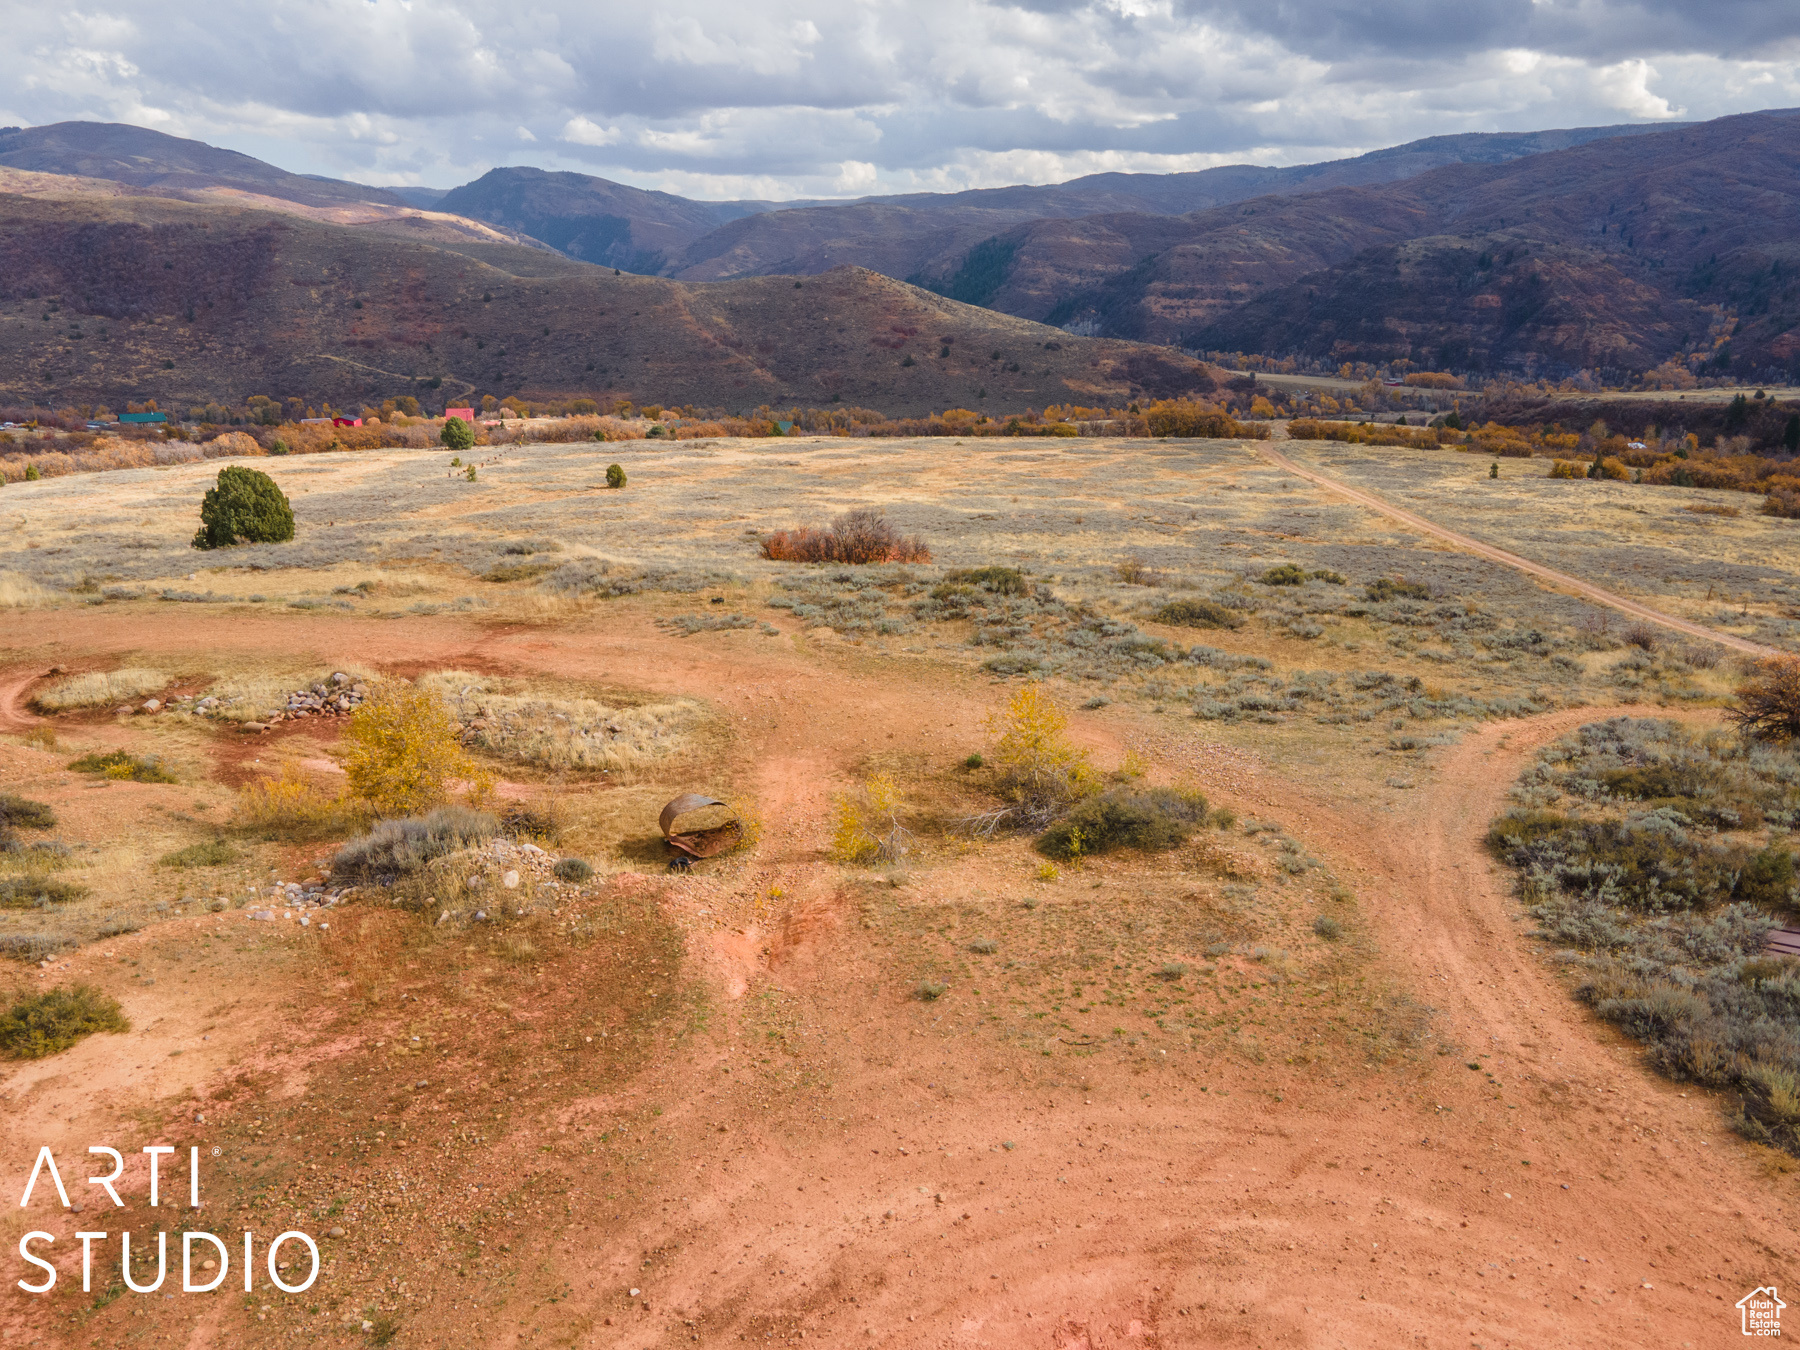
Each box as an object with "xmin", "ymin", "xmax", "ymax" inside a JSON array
[
  {"xmin": 561, "ymin": 116, "xmax": 619, "ymax": 147},
  {"xmin": 3, "ymin": 0, "xmax": 1796, "ymax": 196},
  {"xmin": 832, "ymin": 159, "xmax": 878, "ymax": 192}
]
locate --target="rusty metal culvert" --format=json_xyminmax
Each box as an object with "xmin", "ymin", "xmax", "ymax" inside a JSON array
[{"xmin": 659, "ymin": 794, "xmax": 742, "ymax": 859}]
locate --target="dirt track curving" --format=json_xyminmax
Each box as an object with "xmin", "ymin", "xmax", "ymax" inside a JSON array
[
  {"xmin": 1260, "ymin": 443, "xmax": 1782, "ymax": 658},
  {"xmin": 3, "ymin": 609, "xmax": 1794, "ymax": 1348}
]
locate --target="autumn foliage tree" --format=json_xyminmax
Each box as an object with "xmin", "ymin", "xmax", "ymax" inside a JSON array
[
  {"xmin": 342, "ymin": 680, "xmax": 490, "ymax": 816},
  {"xmin": 984, "ymin": 686, "xmax": 1098, "ymax": 827}
]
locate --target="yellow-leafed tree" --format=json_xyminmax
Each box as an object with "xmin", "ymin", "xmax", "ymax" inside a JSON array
[
  {"xmin": 985, "ymin": 685, "xmax": 1097, "ymax": 826},
  {"xmin": 342, "ymin": 679, "xmax": 491, "ymax": 816}
]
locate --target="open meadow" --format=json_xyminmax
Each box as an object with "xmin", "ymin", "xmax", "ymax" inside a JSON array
[{"xmin": 1, "ymin": 432, "xmax": 1796, "ymax": 1350}]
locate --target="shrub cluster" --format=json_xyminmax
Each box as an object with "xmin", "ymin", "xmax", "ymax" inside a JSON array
[
  {"xmin": 1142, "ymin": 401, "xmax": 1268, "ymax": 440},
  {"xmin": 762, "ymin": 508, "xmax": 930, "ymax": 565},
  {"xmin": 67, "ymin": 749, "xmax": 177, "ymax": 783},
  {"xmin": 1490, "ymin": 716, "xmax": 1800, "ymax": 1153},
  {"xmin": 0, "ymin": 985, "xmax": 128, "ymax": 1058},
  {"xmin": 1287, "ymin": 419, "xmax": 1446, "ymax": 449},
  {"xmin": 0, "ymin": 793, "xmax": 55, "ymax": 852},
  {"xmin": 330, "ymin": 806, "xmax": 499, "ymax": 882},
  {"xmin": 1152, "ymin": 598, "xmax": 1241, "ymax": 630},
  {"xmin": 1035, "ymin": 787, "xmax": 1209, "ymax": 860}
]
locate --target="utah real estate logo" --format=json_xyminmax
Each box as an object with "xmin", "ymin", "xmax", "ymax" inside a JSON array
[{"xmin": 1739, "ymin": 1286, "xmax": 1785, "ymax": 1337}]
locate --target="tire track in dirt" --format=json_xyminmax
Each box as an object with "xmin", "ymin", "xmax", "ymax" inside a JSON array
[
  {"xmin": 1259, "ymin": 443, "xmax": 1782, "ymax": 658},
  {"xmin": 0, "ymin": 667, "xmax": 47, "ymax": 732}
]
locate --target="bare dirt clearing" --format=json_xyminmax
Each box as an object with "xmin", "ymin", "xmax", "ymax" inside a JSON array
[
  {"xmin": 2, "ymin": 606, "xmax": 1792, "ymax": 1350},
  {"xmin": 2, "ymin": 436, "xmax": 1795, "ymax": 1349}
]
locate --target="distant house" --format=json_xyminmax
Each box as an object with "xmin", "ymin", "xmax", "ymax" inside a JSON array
[
  {"xmin": 332, "ymin": 417, "xmax": 363, "ymax": 428},
  {"xmin": 118, "ymin": 412, "xmax": 166, "ymax": 424},
  {"xmin": 446, "ymin": 407, "xmax": 475, "ymax": 421},
  {"xmin": 299, "ymin": 417, "xmax": 332, "ymax": 425}
]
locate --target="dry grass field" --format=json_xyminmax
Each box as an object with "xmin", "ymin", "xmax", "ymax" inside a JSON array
[{"xmin": 1, "ymin": 434, "xmax": 1795, "ymax": 1350}]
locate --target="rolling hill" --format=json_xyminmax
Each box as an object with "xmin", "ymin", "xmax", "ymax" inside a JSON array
[
  {"xmin": 434, "ymin": 167, "xmax": 786, "ymax": 275},
  {"xmin": 0, "ymin": 122, "xmax": 410, "ymax": 210},
  {"xmin": 0, "ymin": 193, "xmax": 1210, "ymax": 414}
]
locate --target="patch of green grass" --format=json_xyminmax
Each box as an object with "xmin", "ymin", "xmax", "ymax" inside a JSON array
[
  {"xmin": 67, "ymin": 750, "xmax": 178, "ymax": 783},
  {"xmin": 0, "ymin": 984, "xmax": 129, "ymax": 1058},
  {"xmin": 158, "ymin": 839, "xmax": 240, "ymax": 868}
]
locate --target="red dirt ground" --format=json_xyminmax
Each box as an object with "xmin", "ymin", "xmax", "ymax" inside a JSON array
[{"xmin": 2, "ymin": 607, "xmax": 1794, "ymax": 1350}]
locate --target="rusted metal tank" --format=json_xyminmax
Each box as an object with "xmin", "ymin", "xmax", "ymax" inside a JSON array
[{"xmin": 659, "ymin": 794, "xmax": 742, "ymax": 859}]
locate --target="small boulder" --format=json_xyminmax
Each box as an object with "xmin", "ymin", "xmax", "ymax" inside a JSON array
[
  {"xmin": 141, "ymin": 698, "xmax": 162, "ymax": 713},
  {"xmin": 501, "ymin": 870, "xmax": 520, "ymax": 889}
]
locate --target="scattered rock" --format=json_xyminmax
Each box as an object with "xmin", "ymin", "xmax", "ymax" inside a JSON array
[
  {"xmin": 248, "ymin": 909, "xmax": 275, "ymax": 921},
  {"xmin": 502, "ymin": 870, "xmax": 520, "ymax": 889},
  {"xmin": 141, "ymin": 698, "xmax": 162, "ymax": 713},
  {"xmin": 242, "ymin": 722, "xmax": 268, "ymax": 733},
  {"xmin": 326, "ymin": 1227, "xmax": 346, "ymax": 1239}
]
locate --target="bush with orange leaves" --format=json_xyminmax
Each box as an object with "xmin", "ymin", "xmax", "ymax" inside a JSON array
[
  {"xmin": 1728, "ymin": 656, "xmax": 1800, "ymax": 743},
  {"xmin": 1144, "ymin": 400, "xmax": 1267, "ymax": 439},
  {"xmin": 761, "ymin": 508, "xmax": 930, "ymax": 564}
]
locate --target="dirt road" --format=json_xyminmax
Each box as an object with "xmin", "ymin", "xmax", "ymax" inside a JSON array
[
  {"xmin": 3, "ymin": 609, "xmax": 1793, "ymax": 1349},
  {"xmin": 1261, "ymin": 443, "xmax": 1782, "ymax": 658}
]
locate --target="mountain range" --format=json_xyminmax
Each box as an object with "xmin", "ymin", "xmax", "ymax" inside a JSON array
[{"xmin": 3, "ymin": 111, "xmax": 1799, "ymax": 402}]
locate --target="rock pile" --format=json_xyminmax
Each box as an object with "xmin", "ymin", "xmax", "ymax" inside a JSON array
[
  {"xmin": 172, "ymin": 672, "xmax": 368, "ymax": 724},
  {"xmin": 241, "ymin": 878, "xmax": 346, "ymax": 925},
  {"xmin": 271, "ymin": 673, "xmax": 367, "ymax": 722}
]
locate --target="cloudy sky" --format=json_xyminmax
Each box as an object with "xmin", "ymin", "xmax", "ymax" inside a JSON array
[{"xmin": 7, "ymin": 0, "xmax": 1800, "ymax": 199}]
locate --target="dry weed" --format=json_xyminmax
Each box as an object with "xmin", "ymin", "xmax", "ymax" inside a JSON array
[
  {"xmin": 0, "ymin": 571, "xmax": 51, "ymax": 609},
  {"xmin": 236, "ymin": 765, "xmax": 354, "ymax": 838},
  {"xmin": 829, "ymin": 774, "xmax": 912, "ymax": 863},
  {"xmin": 32, "ymin": 668, "xmax": 167, "ymax": 711},
  {"xmin": 424, "ymin": 671, "xmax": 704, "ymax": 773}
]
